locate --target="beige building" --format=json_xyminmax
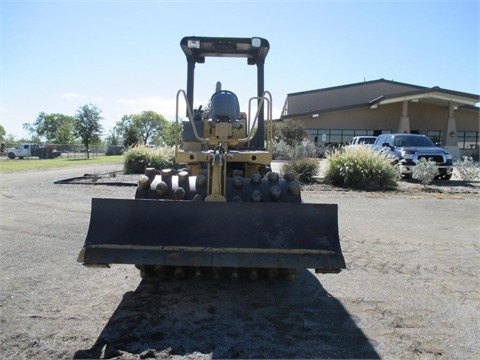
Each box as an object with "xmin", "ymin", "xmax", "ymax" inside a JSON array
[{"xmin": 280, "ymin": 79, "xmax": 479, "ymax": 158}]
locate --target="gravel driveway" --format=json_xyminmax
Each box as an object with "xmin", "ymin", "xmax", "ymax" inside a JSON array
[{"xmin": 0, "ymin": 163, "xmax": 478, "ymax": 359}]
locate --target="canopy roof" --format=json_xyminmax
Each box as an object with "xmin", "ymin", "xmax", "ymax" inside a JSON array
[{"xmin": 283, "ymin": 79, "xmax": 479, "ymax": 119}]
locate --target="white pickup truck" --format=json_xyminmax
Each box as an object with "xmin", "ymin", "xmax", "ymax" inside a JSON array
[
  {"xmin": 7, "ymin": 143, "xmax": 61, "ymax": 159},
  {"xmin": 349, "ymin": 136, "xmax": 377, "ymax": 146}
]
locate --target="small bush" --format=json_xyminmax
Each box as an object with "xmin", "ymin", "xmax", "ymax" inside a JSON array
[
  {"xmin": 123, "ymin": 145, "xmax": 175, "ymax": 174},
  {"xmin": 272, "ymin": 139, "xmax": 292, "ymax": 160},
  {"xmin": 281, "ymin": 158, "xmax": 320, "ymax": 183},
  {"xmin": 411, "ymin": 158, "xmax": 439, "ymax": 185},
  {"xmin": 324, "ymin": 147, "xmax": 398, "ymax": 190},
  {"xmin": 291, "ymin": 142, "xmax": 320, "ymax": 160},
  {"xmin": 454, "ymin": 157, "xmax": 480, "ymax": 182},
  {"xmin": 273, "ymin": 140, "xmax": 318, "ymax": 160}
]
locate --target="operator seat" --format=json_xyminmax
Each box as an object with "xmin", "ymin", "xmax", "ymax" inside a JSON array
[{"xmin": 209, "ymin": 90, "xmax": 243, "ymax": 129}]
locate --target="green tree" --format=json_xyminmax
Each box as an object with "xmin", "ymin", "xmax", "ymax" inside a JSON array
[
  {"xmin": 155, "ymin": 120, "xmax": 182, "ymax": 147},
  {"xmin": 116, "ymin": 115, "xmax": 141, "ymax": 147},
  {"xmin": 117, "ymin": 110, "xmax": 168, "ymax": 147},
  {"xmin": 22, "ymin": 123, "xmax": 41, "ymax": 143},
  {"xmin": 105, "ymin": 128, "xmax": 119, "ymax": 146},
  {"xmin": 32, "ymin": 112, "xmax": 75, "ymax": 144},
  {"xmin": 124, "ymin": 126, "xmax": 141, "ymax": 147},
  {"xmin": 280, "ymin": 120, "xmax": 306, "ymax": 147},
  {"xmin": 135, "ymin": 110, "xmax": 168, "ymax": 145},
  {"xmin": 74, "ymin": 104, "xmax": 103, "ymax": 159},
  {"xmin": 0, "ymin": 123, "xmax": 6, "ymax": 142},
  {"xmin": 4, "ymin": 134, "xmax": 17, "ymax": 147}
]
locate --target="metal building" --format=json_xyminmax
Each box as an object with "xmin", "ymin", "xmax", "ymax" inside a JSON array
[{"xmin": 280, "ymin": 79, "xmax": 479, "ymax": 158}]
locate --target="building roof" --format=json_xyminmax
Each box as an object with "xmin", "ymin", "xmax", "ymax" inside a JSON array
[{"xmin": 282, "ymin": 79, "xmax": 480, "ymax": 119}]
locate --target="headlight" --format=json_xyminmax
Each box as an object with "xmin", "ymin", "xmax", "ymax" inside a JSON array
[
  {"xmin": 251, "ymin": 37, "xmax": 261, "ymax": 48},
  {"xmin": 401, "ymin": 150, "xmax": 414, "ymax": 159},
  {"xmin": 445, "ymin": 152, "xmax": 452, "ymax": 160},
  {"xmin": 187, "ymin": 40, "xmax": 200, "ymax": 49}
]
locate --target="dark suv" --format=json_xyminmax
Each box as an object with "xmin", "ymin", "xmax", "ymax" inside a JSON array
[{"xmin": 373, "ymin": 134, "xmax": 454, "ymax": 180}]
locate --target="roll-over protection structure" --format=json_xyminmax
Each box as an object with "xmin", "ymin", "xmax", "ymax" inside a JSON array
[{"xmin": 78, "ymin": 36, "xmax": 345, "ymax": 280}]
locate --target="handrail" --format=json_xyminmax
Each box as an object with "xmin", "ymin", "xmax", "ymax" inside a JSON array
[
  {"xmin": 175, "ymin": 89, "xmax": 206, "ymax": 152},
  {"xmin": 176, "ymin": 89, "xmax": 273, "ymax": 150},
  {"xmin": 239, "ymin": 91, "xmax": 273, "ymax": 145},
  {"xmin": 264, "ymin": 90, "xmax": 273, "ymax": 152}
]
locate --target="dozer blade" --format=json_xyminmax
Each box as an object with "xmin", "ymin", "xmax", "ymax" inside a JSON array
[{"xmin": 78, "ymin": 198, "xmax": 346, "ymax": 272}]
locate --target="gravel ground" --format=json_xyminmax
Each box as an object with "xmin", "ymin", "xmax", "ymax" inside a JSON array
[{"xmin": 0, "ymin": 162, "xmax": 479, "ymax": 359}]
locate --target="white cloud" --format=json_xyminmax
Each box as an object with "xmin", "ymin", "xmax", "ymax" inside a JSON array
[
  {"xmin": 61, "ymin": 92, "xmax": 105, "ymax": 104},
  {"xmin": 61, "ymin": 92, "xmax": 84, "ymax": 100},
  {"xmin": 115, "ymin": 96, "xmax": 178, "ymax": 120}
]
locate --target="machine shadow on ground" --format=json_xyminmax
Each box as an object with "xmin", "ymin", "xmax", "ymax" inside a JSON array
[{"xmin": 74, "ymin": 269, "xmax": 379, "ymax": 359}]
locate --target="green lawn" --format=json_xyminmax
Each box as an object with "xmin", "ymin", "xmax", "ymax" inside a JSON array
[{"xmin": 0, "ymin": 155, "xmax": 124, "ymax": 173}]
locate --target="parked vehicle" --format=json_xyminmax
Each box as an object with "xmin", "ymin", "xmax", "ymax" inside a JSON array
[
  {"xmin": 7, "ymin": 143, "xmax": 61, "ymax": 160},
  {"xmin": 372, "ymin": 134, "xmax": 453, "ymax": 180},
  {"xmin": 349, "ymin": 136, "xmax": 377, "ymax": 146}
]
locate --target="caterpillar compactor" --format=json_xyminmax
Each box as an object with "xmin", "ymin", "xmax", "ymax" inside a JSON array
[{"xmin": 78, "ymin": 36, "xmax": 345, "ymax": 280}]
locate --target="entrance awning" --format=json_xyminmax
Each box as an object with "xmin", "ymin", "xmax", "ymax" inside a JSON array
[{"xmin": 369, "ymin": 87, "xmax": 479, "ymax": 108}]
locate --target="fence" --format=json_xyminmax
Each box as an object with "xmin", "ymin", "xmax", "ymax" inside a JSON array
[
  {"xmin": 0, "ymin": 144, "xmax": 114, "ymax": 159},
  {"xmin": 51, "ymin": 144, "xmax": 107, "ymax": 159}
]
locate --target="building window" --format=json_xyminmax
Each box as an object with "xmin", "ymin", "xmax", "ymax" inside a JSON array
[
  {"xmin": 328, "ymin": 130, "xmax": 341, "ymax": 144},
  {"xmin": 457, "ymin": 131, "xmax": 479, "ymax": 150},
  {"xmin": 306, "ymin": 129, "xmax": 378, "ymax": 145},
  {"xmin": 304, "ymin": 130, "xmax": 327, "ymax": 145},
  {"xmin": 427, "ymin": 131, "xmax": 443, "ymax": 144}
]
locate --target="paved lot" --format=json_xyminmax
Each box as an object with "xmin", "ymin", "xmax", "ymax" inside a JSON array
[{"xmin": 0, "ymin": 163, "xmax": 479, "ymax": 359}]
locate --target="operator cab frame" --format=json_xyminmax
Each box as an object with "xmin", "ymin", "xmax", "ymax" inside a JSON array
[{"xmin": 180, "ymin": 36, "xmax": 270, "ymax": 149}]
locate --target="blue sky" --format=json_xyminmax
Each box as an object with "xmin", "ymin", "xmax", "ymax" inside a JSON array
[{"xmin": 1, "ymin": 0, "xmax": 479, "ymax": 139}]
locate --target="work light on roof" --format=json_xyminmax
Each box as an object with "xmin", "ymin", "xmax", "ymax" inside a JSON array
[
  {"xmin": 251, "ymin": 37, "xmax": 261, "ymax": 48},
  {"xmin": 187, "ymin": 40, "xmax": 200, "ymax": 49}
]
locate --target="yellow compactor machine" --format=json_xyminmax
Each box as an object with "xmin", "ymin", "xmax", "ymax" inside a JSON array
[{"xmin": 78, "ymin": 36, "xmax": 345, "ymax": 280}]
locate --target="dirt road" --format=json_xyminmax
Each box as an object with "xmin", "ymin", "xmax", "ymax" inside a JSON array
[{"xmin": 0, "ymin": 163, "xmax": 478, "ymax": 359}]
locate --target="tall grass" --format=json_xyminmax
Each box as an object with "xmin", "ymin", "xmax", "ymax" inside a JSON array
[
  {"xmin": 454, "ymin": 157, "xmax": 480, "ymax": 181},
  {"xmin": 324, "ymin": 147, "xmax": 398, "ymax": 190},
  {"xmin": 281, "ymin": 158, "xmax": 320, "ymax": 183},
  {"xmin": 123, "ymin": 145, "xmax": 175, "ymax": 174}
]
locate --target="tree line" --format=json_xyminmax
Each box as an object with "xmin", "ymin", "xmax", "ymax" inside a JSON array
[
  {"xmin": 0, "ymin": 104, "xmax": 180, "ymax": 159},
  {"xmin": 0, "ymin": 105, "xmax": 307, "ymax": 159}
]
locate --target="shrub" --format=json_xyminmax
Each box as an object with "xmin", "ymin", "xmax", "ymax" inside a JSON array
[
  {"xmin": 278, "ymin": 120, "xmax": 306, "ymax": 147},
  {"xmin": 272, "ymin": 139, "xmax": 292, "ymax": 160},
  {"xmin": 291, "ymin": 142, "xmax": 320, "ymax": 160},
  {"xmin": 281, "ymin": 158, "xmax": 320, "ymax": 183},
  {"xmin": 454, "ymin": 157, "xmax": 480, "ymax": 182},
  {"xmin": 123, "ymin": 145, "xmax": 175, "ymax": 174},
  {"xmin": 411, "ymin": 158, "xmax": 439, "ymax": 185},
  {"xmin": 273, "ymin": 140, "xmax": 319, "ymax": 160},
  {"xmin": 324, "ymin": 147, "xmax": 398, "ymax": 190}
]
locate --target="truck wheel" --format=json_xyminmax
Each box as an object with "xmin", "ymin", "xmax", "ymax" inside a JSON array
[{"xmin": 7, "ymin": 152, "xmax": 15, "ymax": 160}]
